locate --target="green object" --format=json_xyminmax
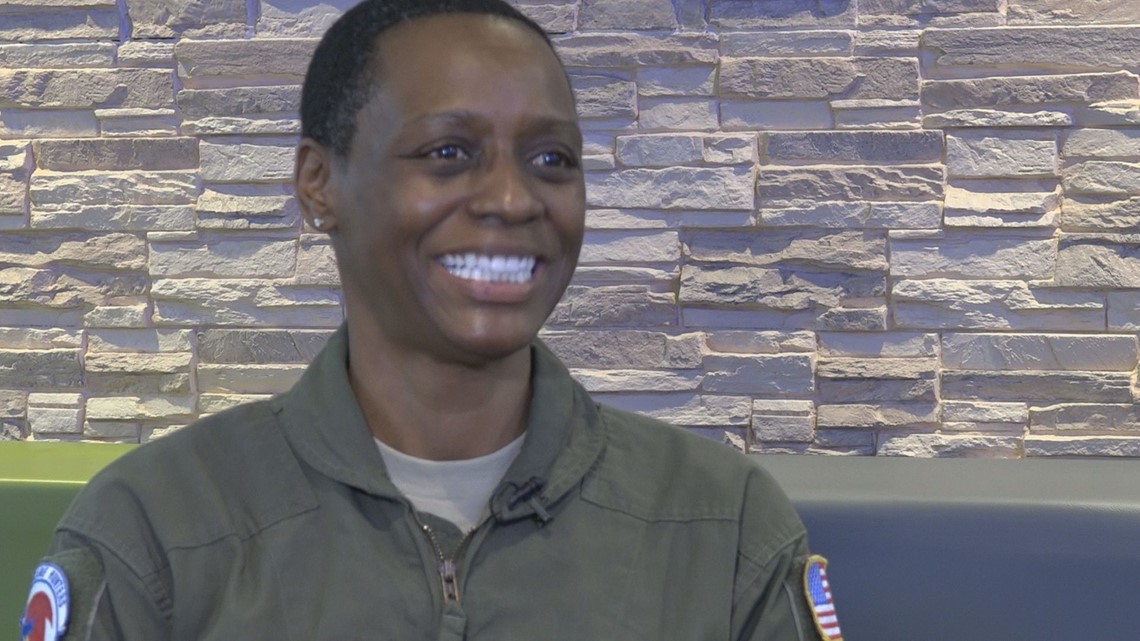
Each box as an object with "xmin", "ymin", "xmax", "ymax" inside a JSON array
[{"xmin": 0, "ymin": 442, "xmax": 132, "ymax": 633}]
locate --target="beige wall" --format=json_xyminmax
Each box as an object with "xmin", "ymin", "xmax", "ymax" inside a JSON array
[{"xmin": 1, "ymin": 0, "xmax": 1139, "ymax": 456}]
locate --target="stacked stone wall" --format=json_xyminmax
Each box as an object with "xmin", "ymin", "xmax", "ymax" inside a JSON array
[{"xmin": 1, "ymin": 0, "xmax": 1139, "ymax": 456}]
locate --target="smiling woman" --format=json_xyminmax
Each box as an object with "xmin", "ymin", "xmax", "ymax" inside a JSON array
[{"xmin": 23, "ymin": 2, "xmax": 835, "ymax": 640}]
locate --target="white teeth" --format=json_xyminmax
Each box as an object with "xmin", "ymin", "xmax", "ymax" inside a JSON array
[{"xmin": 439, "ymin": 253, "xmax": 537, "ymax": 283}]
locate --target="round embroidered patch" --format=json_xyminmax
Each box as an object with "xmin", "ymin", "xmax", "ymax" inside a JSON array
[
  {"xmin": 803, "ymin": 554, "xmax": 842, "ymax": 641},
  {"xmin": 20, "ymin": 562, "xmax": 70, "ymax": 641}
]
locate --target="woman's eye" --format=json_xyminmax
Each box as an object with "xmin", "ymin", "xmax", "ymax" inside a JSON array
[
  {"xmin": 532, "ymin": 150, "xmax": 578, "ymax": 169},
  {"xmin": 426, "ymin": 144, "xmax": 469, "ymax": 161}
]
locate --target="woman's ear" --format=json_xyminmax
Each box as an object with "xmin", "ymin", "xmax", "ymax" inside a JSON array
[{"xmin": 294, "ymin": 138, "xmax": 338, "ymax": 232}]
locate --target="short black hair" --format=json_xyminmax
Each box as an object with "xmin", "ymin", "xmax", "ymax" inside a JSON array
[{"xmin": 300, "ymin": 0, "xmax": 554, "ymax": 157}]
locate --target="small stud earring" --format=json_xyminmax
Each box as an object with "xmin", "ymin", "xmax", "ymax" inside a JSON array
[{"xmin": 312, "ymin": 217, "xmax": 325, "ymax": 230}]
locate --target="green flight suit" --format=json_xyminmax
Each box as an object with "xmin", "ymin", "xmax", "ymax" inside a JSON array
[{"xmin": 32, "ymin": 326, "xmax": 828, "ymax": 640}]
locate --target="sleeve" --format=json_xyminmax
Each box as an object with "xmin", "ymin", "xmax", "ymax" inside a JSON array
[{"xmin": 24, "ymin": 531, "xmax": 171, "ymax": 641}]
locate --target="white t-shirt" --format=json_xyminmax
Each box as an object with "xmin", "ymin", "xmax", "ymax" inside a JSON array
[{"xmin": 375, "ymin": 433, "xmax": 525, "ymax": 532}]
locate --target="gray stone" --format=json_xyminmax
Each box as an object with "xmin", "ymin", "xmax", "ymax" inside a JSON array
[
  {"xmin": 571, "ymin": 73, "xmax": 637, "ymax": 120},
  {"xmin": 704, "ymin": 330, "xmax": 816, "ymax": 354},
  {"xmin": 516, "ymin": 3, "xmax": 577, "ymax": 33},
  {"xmin": 568, "ymin": 368, "xmax": 701, "ymax": 393},
  {"xmin": 816, "ymin": 402, "xmax": 939, "ymax": 428},
  {"xmin": 150, "ymin": 279, "xmax": 343, "ymax": 327},
  {"xmin": 680, "ymin": 265, "xmax": 885, "ymax": 309},
  {"xmin": 83, "ymin": 420, "xmax": 142, "ymax": 440},
  {"xmin": 85, "ymin": 352, "xmax": 192, "ymax": 374},
  {"xmin": 637, "ymin": 98, "xmax": 717, "ymax": 131},
  {"xmin": 703, "ymin": 134, "xmax": 757, "ymax": 164},
  {"xmin": 811, "ymin": 428, "xmax": 876, "ymax": 450},
  {"xmin": 893, "ymin": 279, "xmax": 1105, "ymax": 330},
  {"xmin": 1063, "ymin": 128, "xmax": 1140, "ymax": 159},
  {"xmin": 88, "ymin": 328, "xmax": 192, "ymax": 353},
  {"xmin": 579, "ymin": 230, "xmax": 680, "ymax": 263},
  {"xmin": 0, "ymin": 9, "xmax": 118, "ymax": 43},
  {"xmin": 539, "ymin": 330, "xmax": 702, "ymax": 369},
  {"xmin": 818, "ymin": 332, "xmax": 937, "ymax": 357},
  {"xmin": 0, "ymin": 349, "xmax": 82, "ymax": 388},
  {"xmin": 28, "ymin": 407, "xmax": 81, "ymax": 435},
  {"xmin": 31, "ymin": 171, "xmax": 197, "ymax": 206},
  {"xmin": 817, "ymin": 357, "xmax": 937, "ymax": 379},
  {"xmin": 34, "ymin": 137, "xmax": 198, "ymax": 171},
  {"xmin": 179, "ymin": 116, "xmax": 300, "ymax": 136},
  {"xmin": 554, "ymin": 33, "xmax": 718, "ymax": 67},
  {"xmin": 757, "ymin": 166, "xmax": 944, "ymax": 204},
  {"xmin": 923, "ymin": 26, "xmax": 1140, "ymax": 70},
  {"xmin": 0, "ymin": 69, "xmax": 172, "ymax": 109},
  {"xmin": 943, "ymin": 181, "xmax": 1061, "ymax": 228},
  {"xmin": 636, "ymin": 65, "xmax": 715, "ymax": 97},
  {"xmin": 95, "ymin": 109, "xmax": 180, "ymax": 137},
  {"xmin": 199, "ymin": 142, "xmax": 295, "ymax": 183},
  {"xmin": 751, "ymin": 400, "xmax": 816, "ymax": 443},
  {"xmin": 1026, "ymin": 435, "xmax": 1140, "ymax": 457},
  {"xmin": 890, "ymin": 232, "xmax": 1056, "ymax": 279},
  {"xmin": 587, "ymin": 167, "xmax": 753, "ymax": 209},
  {"xmin": 294, "ymin": 234, "xmax": 338, "ymax": 285},
  {"xmin": 818, "ymin": 378, "xmax": 937, "ymax": 403},
  {"xmin": 88, "ymin": 372, "xmax": 192, "ymax": 395},
  {"xmin": 720, "ymin": 100, "xmax": 833, "ymax": 130},
  {"xmin": 148, "ymin": 237, "xmax": 297, "ymax": 278},
  {"xmin": 548, "ymin": 285, "xmax": 677, "ymax": 327},
  {"xmin": 943, "ymin": 333, "xmax": 1139, "ymax": 371},
  {"xmin": 855, "ymin": 29, "xmax": 921, "ymax": 53},
  {"xmin": 116, "ymin": 41, "xmax": 175, "ymax": 67},
  {"xmin": 1064, "ymin": 161, "xmax": 1140, "ymax": 196},
  {"xmin": 946, "ymin": 132, "xmax": 1057, "ymax": 178},
  {"xmin": 0, "ymin": 109, "xmax": 99, "ymax": 138},
  {"xmin": 0, "ymin": 328, "xmax": 82, "ymax": 350},
  {"xmin": 197, "ymin": 363, "xmax": 306, "ymax": 394},
  {"xmin": 0, "ymin": 43, "xmax": 114, "ymax": 67},
  {"xmin": 0, "ymin": 266, "xmax": 148, "ymax": 308},
  {"xmin": 943, "ymin": 401, "xmax": 1028, "ymax": 423},
  {"xmin": 685, "ymin": 230, "xmax": 888, "ymax": 271},
  {"xmin": 720, "ymin": 57, "xmax": 917, "ymax": 100},
  {"xmin": 578, "ymin": 0, "xmax": 676, "ymax": 29},
  {"xmin": 943, "ymin": 371, "xmax": 1133, "ymax": 402},
  {"xmin": 0, "ymin": 390, "xmax": 26, "ymax": 417},
  {"xmin": 31, "ymin": 204, "xmax": 196, "ymax": 232},
  {"xmin": 177, "ymin": 86, "xmax": 300, "ymax": 119},
  {"xmin": 701, "ymin": 354, "xmax": 813, "ymax": 395},
  {"xmin": 708, "ymin": 0, "xmax": 856, "ymax": 28},
  {"xmin": 196, "ymin": 190, "xmax": 299, "ymax": 231},
  {"xmin": 816, "ymin": 356, "xmax": 937, "ymax": 402},
  {"xmin": 198, "ymin": 393, "xmax": 269, "ymax": 415},
  {"xmin": 594, "ymin": 392, "xmax": 752, "ymax": 427},
  {"xmin": 1055, "ymin": 233, "xmax": 1140, "ymax": 287},
  {"xmin": 922, "ymin": 72, "xmax": 1139, "ymax": 111},
  {"xmin": 765, "ymin": 131, "xmax": 942, "ymax": 164},
  {"xmin": 1072, "ymin": 101, "xmax": 1140, "ymax": 126},
  {"xmin": 175, "ymin": 39, "xmax": 318, "ymax": 79},
  {"xmin": 197, "ymin": 329, "xmax": 330, "ymax": 364},
  {"xmin": 127, "ymin": 0, "xmax": 245, "ymax": 37},
  {"xmin": 256, "ymin": 0, "xmax": 351, "ymax": 37},
  {"xmin": 1008, "ymin": 0, "xmax": 1140, "ymax": 24},
  {"xmin": 720, "ymin": 30, "xmax": 854, "ymax": 57},
  {"xmin": 878, "ymin": 433, "xmax": 1021, "ymax": 458},
  {"xmin": 1108, "ymin": 292, "xmax": 1140, "ymax": 331},
  {"xmin": 84, "ymin": 304, "xmax": 149, "ymax": 328},
  {"xmin": 923, "ymin": 108, "xmax": 1074, "ymax": 128},
  {"xmin": 85, "ymin": 396, "xmax": 195, "ymax": 421},
  {"xmin": 831, "ymin": 100, "xmax": 923, "ymax": 129},
  {"xmin": 1030, "ymin": 403, "xmax": 1140, "ymax": 431},
  {"xmin": 686, "ymin": 306, "xmax": 888, "ymax": 332},
  {"xmin": 0, "ymin": 232, "xmax": 146, "ymax": 270}
]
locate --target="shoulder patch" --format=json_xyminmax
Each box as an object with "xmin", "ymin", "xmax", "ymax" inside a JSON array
[
  {"xmin": 802, "ymin": 554, "xmax": 842, "ymax": 641},
  {"xmin": 20, "ymin": 562, "xmax": 70, "ymax": 641}
]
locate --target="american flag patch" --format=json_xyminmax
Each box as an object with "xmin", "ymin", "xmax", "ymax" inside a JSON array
[{"xmin": 803, "ymin": 555, "xmax": 843, "ymax": 641}]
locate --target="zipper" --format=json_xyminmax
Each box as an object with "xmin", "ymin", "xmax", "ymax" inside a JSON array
[{"xmin": 417, "ymin": 517, "xmax": 475, "ymax": 605}]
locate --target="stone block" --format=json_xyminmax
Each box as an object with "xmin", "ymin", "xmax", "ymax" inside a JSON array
[
  {"xmin": 196, "ymin": 190, "xmax": 299, "ymax": 231},
  {"xmin": 87, "ymin": 372, "xmax": 191, "ymax": 396},
  {"xmin": 923, "ymin": 109, "xmax": 1073, "ymax": 129},
  {"xmin": 174, "ymin": 39, "xmax": 318, "ymax": 79},
  {"xmin": 256, "ymin": 0, "xmax": 351, "ymax": 37},
  {"xmin": 893, "ymin": 279, "xmax": 1105, "ymax": 330},
  {"xmin": 594, "ymin": 392, "xmax": 752, "ymax": 426},
  {"xmin": 83, "ymin": 420, "xmax": 141, "ymax": 440},
  {"xmin": 0, "ymin": 232, "xmax": 146, "ymax": 270},
  {"xmin": 637, "ymin": 66, "xmax": 715, "ymax": 97},
  {"xmin": 27, "ymin": 392, "xmax": 81, "ymax": 407},
  {"xmin": 686, "ymin": 230, "xmax": 889, "ymax": 271},
  {"xmin": 85, "ymin": 396, "xmax": 195, "ymax": 421},
  {"xmin": 568, "ymin": 368, "xmax": 701, "ymax": 393},
  {"xmin": 199, "ymin": 142, "xmax": 295, "ymax": 183},
  {"xmin": 0, "ymin": 349, "xmax": 82, "ymax": 388},
  {"xmin": 0, "ymin": 328, "xmax": 81, "ymax": 349},
  {"xmin": 818, "ymin": 376, "xmax": 937, "ymax": 403},
  {"xmin": 1108, "ymin": 292, "xmax": 1140, "ymax": 331},
  {"xmin": 946, "ymin": 132, "xmax": 1057, "ymax": 178},
  {"xmin": 889, "ymin": 232, "xmax": 1056, "ymax": 279},
  {"xmin": 1008, "ymin": 0, "xmax": 1140, "ymax": 24},
  {"xmin": 579, "ymin": 230, "xmax": 679, "ymax": 264},
  {"xmin": 127, "ymin": 0, "xmax": 245, "ymax": 37},
  {"xmin": 197, "ymin": 328, "xmax": 331, "ymax": 363},
  {"xmin": 943, "ymin": 181, "xmax": 1061, "ymax": 228},
  {"xmin": 95, "ymin": 108, "xmax": 180, "ymax": 138},
  {"xmin": 116, "ymin": 41, "xmax": 175, "ymax": 67},
  {"xmin": 751, "ymin": 399, "xmax": 815, "ymax": 443},
  {"xmin": 855, "ymin": 29, "xmax": 921, "ymax": 54},
  {"xmin": 922, "ymin": 72, "xmax": 1138, "ymax": 111},
  {"xmin": 548, "ymin": 284, "xmax": 676, "ymax": 327},
  {"xmin": 294, "ymin": 234, "xmax": 337, "ymax": 285},
  {"xmin": 0, "ymin": 390, "xmax": 26, "ymax": 417},
  {"xmin": 148, "ymin": 237, "xmax": 297, "ymax": 278},
  {"xmin": 720, "ymin": 57, "xmax": 917, "ymax": 100},
  {"xmin": 570, "ymin": 73, "xmax": 637, "ymax": 120},
  {"xmin": 197, "ymin": 363, "xmax": 305, "ymax": 394},
  {"xmin": 878, "ymin": 433, "xmax": 1021, "ymax": 458},
  {"xmin": 703, "ymin": 134, "xmax": 756, "ymax": 165},
  {"xmin": 0, "ymin": 69, "xmax": 172, "ymax": 109},
  {"xmin": 1025, "ymin": 435, "xmax": 1140, "ymax": 457},
  {"xmin": 0, "ymin": 43, "xmax": 114, "ymax": 67},
  {"xmin": 1072, "ymin": 101, "xmax": 1140, "ymax": 127},
  {"xmin": 31, "ymin": 204, "xmax": 196, "ymax": 232},
  {"xmin": 180, "ymin": 116, "xmax": 300, "ymax": 136},
  {"xmin": 616, "ymin": 134, "xmax": 702, "ymax": 167},
  {"xmin": 943, "ymin": 400, "xmax": 1027, "ymax": 423},
  {"xmin": 30, "ymin": 171, "xmax": 197, "ymax": 206},
  {"xmin": 88, "ymin": 329, "xmax": 192, "ymax": 353},
  {"xmin": 578, "ymin": 0, "xmax": 676, "ymax": 30},
  {"xmin": 1064, "ymin": 161, "xmax": 1140, "ymax": 197},
  {"xmin": 198, "ymin": 392, "xmax": 269, "ymax": 415},
  {"xmin": 85, "ymin": 352, "xmax": 192, "ymax": 374},
  {"xmin": 1055, "ymin": 233, "xmax": 1140, "ymax": 287},
  {"xmin": 539, "ymin": 330, "xmax": 702, "ymax": 369},
  {"xmin": 943, "ymin": 371, "xmax": 1133, "ymax": 402},
  {"xmin": 942, "ymin": 333, "xmax": 1139, "ymax": 371},
  {"xmin": 0, "ymin": 266, "xmax": 147, "ymax": 308},
  {"xmin": 554, "ymin": 33, "xmax": 718, "ymax": 67},
  {"xmin": 816, "ymin": 402, "xmax": 938, "ymax": 429},
  {"xmin": 923, "ymin": 26, "xmax": 1140, "ymax": 70},
  {"xmin": 83, "ymin": 304, "xmax": 148, "ymax": 328},
  {"xmin": 150, "ymin": 278, "xmax": 343, "ymax": 327},
  {"xmin": 637, "ymin": 98, "xmax": 717, "ymax": 131},
  {"xmin": 1030, "ymin": 403, "xmax": 1140, "ymax": 431},
  {"xmin": 818, "ymin": 332, "xmax": 937, "ymax": 357},
  {"xmin": 720, "ymin": 100, "xmax": 833, "ymax": 130},
  {"xmin": 757, "ymin": 166, "xmax": 944, "ymax": 204},
  {"xmin": 831, "ymin": 99, "xmax": 922, "ymax": 130},
  {"xmin": 587, "ymin": 167, "xmax": 752, "ymax": 210},
  {"xmin": 701, "ymin": 353, "xmax": 813, "ymax": 395},
  {"xmin": 177, "ymin": 86, "xmax": 300, "ymax": 120},
  {"xmin": 34, "ymin": 137, "xmax": 197, "ymax": 171},
  {"xmin": 817, "ymin": 357, "xmax": 937, "ymax": 380},
  {"xmin": 1063, "ymin": 128, "xmax": 1140, "ymax": 159},
  {"xmin": 765, "ymin": 131, "xmax": 941, "ymax": 164},
  {"xmin": 720, "ymin": 30, "xmax": 854, "ymax": 57},
  {"xmin": 0, "ymin": 9, "xmax": 118, "ymax": 42},
  {"xmin": 683, "ymin": 306, "xmax": 888, "ymax": 333},
  {"xmin": 704, "ymin": 331, "xmax": 816, "ymax": 354},
  {"xmin": 28, "ymin": 407, "xmax": 81, "ymax": 435},
  {"xmin": 0, "ymin": 109, "xmax": 97, "ymax": 138},
  {"xmin": 708, "ymin": 0, "xmax": 856, "ymax": 28},
  {"xmin": 680, "ymin": 264, "xmax": 885, "ymax": 310}
]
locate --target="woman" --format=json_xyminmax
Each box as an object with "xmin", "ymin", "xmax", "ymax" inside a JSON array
[{"xmin": 22, "ymin": 1, "xmax": 839, "ymax": 639}]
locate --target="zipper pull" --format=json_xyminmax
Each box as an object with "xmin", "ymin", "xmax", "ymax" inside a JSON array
[{"xmin": 440, "ymin": 559, "xmax": 460, "ymax": 602}]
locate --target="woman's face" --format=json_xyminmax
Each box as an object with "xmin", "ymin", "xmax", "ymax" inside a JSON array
[{"xmin": 318, "ymin": 13, "xmax": 585, "ymax": 365}]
